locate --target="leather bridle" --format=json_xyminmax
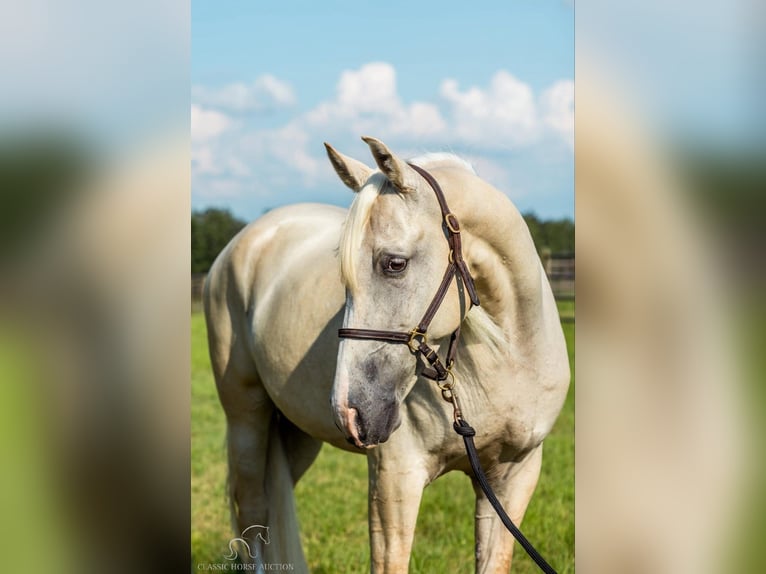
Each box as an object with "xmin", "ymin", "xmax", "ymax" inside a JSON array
[{"xmin": 338, "ymin": 163, "xmax": 481, "ymax": 387}]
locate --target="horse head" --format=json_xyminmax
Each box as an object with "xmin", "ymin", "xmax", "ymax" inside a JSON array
[{"xmin": 326, "ymin": 137, "xmax": 470, "ymax": 448}]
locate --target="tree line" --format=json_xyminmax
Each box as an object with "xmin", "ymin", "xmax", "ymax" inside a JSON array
[
  {"xmin": 522, "ymin": 213, "xmax": 575, "ymax": 256},
  {"xmin": 191, "ymin": 207, "xmax": 574, "ymax": 274},
  {"xmin": 191, "ymin": 208, "xmax": 248, "ymax": 273}
]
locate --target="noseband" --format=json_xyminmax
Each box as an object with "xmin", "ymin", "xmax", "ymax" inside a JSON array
[{"xmin": 338, "ymin": 163, "xmax": 481, "ymax": 385}]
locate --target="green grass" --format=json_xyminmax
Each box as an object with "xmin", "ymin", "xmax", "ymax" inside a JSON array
[
  {"xmin": 192, "ymin": 313, "xmax": 574, "ymax": 572},
  {"xmin": 556, "ymin": 298, "xmax": 575, "ymax": 322}
]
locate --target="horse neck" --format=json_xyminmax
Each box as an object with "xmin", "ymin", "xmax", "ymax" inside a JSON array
[{"xmin": 442, "ymin": 169, "xmax": 559, "ymax": 359}]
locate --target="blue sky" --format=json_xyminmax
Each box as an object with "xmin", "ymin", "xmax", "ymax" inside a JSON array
[{"xmin": 192, "ymin": 1, "xmax": 574, "ymax": 221}]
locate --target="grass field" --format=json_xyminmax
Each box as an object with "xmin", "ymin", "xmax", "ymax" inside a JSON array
[{"xmin": 192, "ymin": 304, "xmax": 574, "ymax": 572}]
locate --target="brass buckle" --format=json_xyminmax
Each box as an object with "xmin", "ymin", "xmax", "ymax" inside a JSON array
[
  {"xmin": 407, "ymin": 329, "xmax": 427, "ymax": 354},
  {"xmin": 444, "ymin": 213, "xmax": 460, "ymax": 234}
]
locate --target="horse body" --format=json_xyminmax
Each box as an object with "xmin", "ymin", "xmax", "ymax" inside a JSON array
[
  {"xmin": 209, "ymin": 203, "xmax": 353, "ymax": 448},
  {"xmin": 204, "ymin": 138, "xmax": 569, "ymax": 573}
]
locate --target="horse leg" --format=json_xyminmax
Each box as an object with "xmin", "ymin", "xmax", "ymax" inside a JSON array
[
  {"xmin": 367, "ymin": 446, "xmax": 429, "ymax": 573},
  {"xmin": 472, "ymin": 444, "xmax": 543, "ymax": 574},
  {"xmin": 218, "ymin": 368, "xmax": 275, "ymax": 560},
  {"xmin": 207, "ymin": 324, "xmax": 309, "ymax": 569},
  {"xmin": 204, "ymin": 275, "xmax": 274, "ymax": 550},
  {"xmin": 221, "ymin": 403, "xmax": 321, "ymax": 574},
  {"xmin": 217, "ymin": 361, "xmax": 320, "ymax": 571},
  {"xmin": 204, "ymin": 263, "xmax": 312, "ymax": 570}
]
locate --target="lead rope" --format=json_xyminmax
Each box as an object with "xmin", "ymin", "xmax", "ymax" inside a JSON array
[
  {"xmin": 440, "ymin": 383, "xmax": 557, "ymax": 574},
  {"xmin": 408, "ymin": 282, "xmax": 559, "ymax": 573}
]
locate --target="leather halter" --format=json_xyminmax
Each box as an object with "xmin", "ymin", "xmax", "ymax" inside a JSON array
[{"xmin": 338, "ymin": 163, "xmax": 481, "ymax": 382}]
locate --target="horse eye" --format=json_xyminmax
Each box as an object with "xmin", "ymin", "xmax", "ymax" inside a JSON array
[{"xmin": 382, "ymin": 256, "xmax": 408, "ymax": 275}]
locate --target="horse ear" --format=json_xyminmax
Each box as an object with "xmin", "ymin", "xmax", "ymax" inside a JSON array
[
  {"xmin": 361, "ymin": 136, "xmax": 419, "ymax": 192},
  {"xmin": 324, "ymin": 142, "xmax": 373, "ymax": 192}
]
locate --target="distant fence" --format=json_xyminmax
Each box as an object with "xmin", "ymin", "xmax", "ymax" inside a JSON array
[
  {"xmin": 543, "ymin": 252, "xmax": 574, "ymax": 301},
  {"xmin": 192, "ymin": 273, "xmax": 206, "ymax": 311},
  {"xmin": 543, "ymin": 251, "xmax": 574, "ymax": 323}
]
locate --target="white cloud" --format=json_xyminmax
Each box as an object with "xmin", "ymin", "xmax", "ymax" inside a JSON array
[
  {"xmin": 210, "ymin": 121, "xmax": 324, "ymax": 190},
  {"xmin": 305, "ymin": 62, "xmax": 447, "ymax": 140},
  {"xmin": 192, "ymin": 64, "xmax": 574, "ymax": 211},
  {"xmin": 393, "ymin": 102, "xmax": 447, "ymax": 137},
  {"xmin": 337, "ymin": 62, "xmax": 399, "ymax": 115},
  {"xmin": 192, "ymin": 74, "xmax": 297, "ymax": 113},
  {"xmin": 191, "ymin": 104, "xmax": 232, "ymax": 142},
  {"xmin": 191, "ymin": 105, "xmax": 251, "ymax": 180},
  {"xmin": 261, "ymin": 123, "xmax": 322, "ymax": 180},
  {"xmin": 192, "ymin": 141, "xmax": 250, "ymax": 179},
  {"xmin": 440, "ymin": 71, "xmax": 540, "ymax": 147},
  {"xmin": 256, "ymin": 75, "xmax": 297, "ymax": 107},
  {"xmin": 191, "ymin": 144, "xmax": 216, "ymax": 175},
  {"xmin": 540, "ymin": 80, "xmax": 574, "ymax": 148}
]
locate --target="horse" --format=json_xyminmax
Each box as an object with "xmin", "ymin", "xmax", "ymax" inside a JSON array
[{"xmin": 203, "ymin": 136, "xmax": 570, "ymax": 573}]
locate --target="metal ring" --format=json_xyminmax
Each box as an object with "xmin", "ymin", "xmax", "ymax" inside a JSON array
[
  {"xmin": 437, "ymin": 370, "xmax": 456, "ymax": 392},
  {"xmin": 444, "ymin": 213, "xmax": 461, "ymax": 234},
  {"xmin": 407, "ymin": 329, "xmax": 427, "ymax": 354}
]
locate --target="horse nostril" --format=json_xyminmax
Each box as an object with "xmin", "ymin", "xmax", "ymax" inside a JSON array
[
  {"xmin": 355, "ymin": 415, "xmax": 367, "ymax": 443},
  {"xmin": 343, "ymin": 406, "xmax": 367, "ymax": 448}
]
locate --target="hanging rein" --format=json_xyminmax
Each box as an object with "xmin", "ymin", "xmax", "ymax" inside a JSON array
[{"xmin": 338, "ymin": 163, "xmax": 558, "ymax": 574}]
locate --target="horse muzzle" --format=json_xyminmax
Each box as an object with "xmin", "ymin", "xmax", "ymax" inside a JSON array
[{"xmin": 334, "ymin": 394, "xmax": 400, "ymax": 449}]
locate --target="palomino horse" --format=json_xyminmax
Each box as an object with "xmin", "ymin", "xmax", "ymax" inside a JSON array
[{"xmin": 203, "ymin": 136, "xmax": 570, "ymax": 573}]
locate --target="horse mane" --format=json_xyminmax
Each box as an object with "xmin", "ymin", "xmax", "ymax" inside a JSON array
[
  {"xmin": 338, "ymin": 153, "xmax": 508, "ymax": 352},
  {"xmin": 450, "ymin": 305, "xmax": 508, "ymax": 389}
]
